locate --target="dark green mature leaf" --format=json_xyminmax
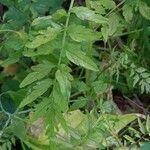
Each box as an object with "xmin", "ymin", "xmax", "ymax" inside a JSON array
[
  {"xmin": 139, "ymin": 1, "xmax": 150, "ymax": 20},
  {"xmin": 0, "ymin": 0, "xmax": 14, "ymax": 6},
  {"xmin": 68, "ymin": 24, "xmax": 101, "ymax": 42},
  {"xmin": 65, "ymin": 44, "xmax": 98, "ymax": 71},
  {"xmin": 0, "ymin": 93, "xmax": 16, "ymax": 114},
  {"xmin": 3, "ymin": 6, "xmax": 28, "ymax": 29},
  {"xmin": 33, "ymin": 0, "xmax": 63, "ymax": 14},
  {"xmin": 140, "ymin": 142, "xmax": 150, "ymax": 150},
  {"xmin": 19, "ymin": 78, "xmax": 52, "ymax": 108},
  {"xmin": 71, "ymin": 7, "xmax": 108, "ymax": 24},
  {"xmin": 0, "ymin": 51, "xmax": 22, "ymax": 65},
  {"xmin": 1, "ymin": 80, "xmax": 19, "ymax": 92}
]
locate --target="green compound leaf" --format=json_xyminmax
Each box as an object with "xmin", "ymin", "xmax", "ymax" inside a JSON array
[
  {"xmin": 0, "ymin": 51, "xmax": 22, "ymax": 65},
  {"xmin": 25, "ymin": 27, "xmax": 61, "ymax": 49},
  {"xmin": 71, "ymin": 6, "xmax": 108, "ymax": 24},
  {"xmin": 139, "ymin": 1, "xmax": 150, "ymax": 20},
  {"xmin": 53, "ymin": 83, "xmax": 68, "ymax": 112},
  {"xmin": 65, "ymin": 44, "xmax": 98, "ymax": 71},
  {"xmin": 68, "ymin": 24, "xmax": 101, "ymax": 42},
  {"xmin": 23, "ymin": 40, "xmax": 58, "ymax": 57},
  {"xmin": 123, "ymin": 4, "xmax": 133, "ymax": 22},
  {"xmin": 20, "ymin": 62, "xmax": 53, "ymax": 88},
  {"xmin": 55, "ymin": 64, "xmax": 72, "ymax": 100},
  {"xmin": 100, "ymin": 0, "xmax": 116, "ymax": 10},
  {"xmin": 19, "ymin": 78, "xmax": 52, "ymax": 108}
]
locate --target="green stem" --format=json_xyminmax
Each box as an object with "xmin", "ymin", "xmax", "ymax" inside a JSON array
[
  {"xmin": 0, "ymin": 29, "xmax": 21, "ymax": 36},
  {"xmin": 114, "ymin": 27, "xmax": 150, "ymax": 37},
  {"xmin": 105, "ymin": 0, "xmax": 126, "ymax": 17},
  {"xmin": 58, "ymin": 0, "xmax": 75, "ymax": 66},
  {"xmin": 85, "ymin": 42, "xmax": 93, "ymax": 85},
  {"xmin": 18, "ymin": 109, "xmax": 34, "ymax": 114}
]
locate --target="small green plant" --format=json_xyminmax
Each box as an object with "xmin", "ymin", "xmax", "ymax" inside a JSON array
[{"xmin": 0, "ymin": 0, "xmax": 150, "ymax": 149}]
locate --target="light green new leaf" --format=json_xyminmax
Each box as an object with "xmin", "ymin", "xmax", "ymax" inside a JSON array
[
  {"xmin": 19, "ymin": 79, "xmax": 52, "ymax": 108},
  {"xmin": 70, "ymin": 97, "xmax": 87, "ymax": 111},
  {"xmin": 20, "ymin": 63, "xmax": 52, "ymax": 88},
  {"xmin": 63, "ymin": 110, "xmax": 86, "ymax": 128},
  {"xmin": 32, "ymin": 15, "xmax": 62, "ymax": 30},
  {"xmin": 32, "ymin": 15, "xmax": 52, "ymax": 26},
  {"xmin": 66, "ymin": 44, "xmax": 98, "ymax": 71},
  {"xmin": 100, "ymin": 0, "xmax": 116, "ymax": 10},
  {"xmin": 31, "ymin": 61, "xmax": 55, "ymax": 72},
  {"xmin": 11, "ymin": 119, "xmax": 27, "ymax": 140},
  {"xmin": 23, "ymin": 41, "xmax": 56, "ymax": 57},
  {"xmin": 25, "ymin": 27, "xmax": 61, "ymax": 49},
  {"xmin": 133, "ymin": 75, "xmax": 140, "ymax": 87},
  {"xmin": 136, "ymin": 67, "xmax": 146, "ymax": 73},
  {"xmin": 146, "ymin": 115, "xmax": 150, "ymax": 132},
  {"xmin": 139, "ymin": 1, "xmax": 150, "ymax": 20},
  {"xmin": 68, "ymin": 24, "xmax": 101, "ymax": 42},
  {"xmin": 71, "ymin": 7, "xmax": 108, "ymax": 24},
  {"xmin": 92, "ymin": 80, "xmax": 108, "ymax": 94},
  {"xmin": 108, "ymin": 14, "xmax": 120, "ymax": 36},
  {"xmin": 124, "ymin": 135, "xmax": 135, "ymax": 143},
  {"xmin": 4, "ymin": 34, "xmax": 25, "ymax": 50},
  {"xmin": 30, "ymin": 98, "xmax": 50, "ymax": 122},
  {"xmin": 52, "ymin": 9, "xmax": 67, "ymax": 21},
  {"xmin": 114, "ymin": 114, "xmax": 137, "ymax": 132},
  {"xmin": 101, "ymin": 14, "xmax": 119, "ymax": 42},
  {"xmin": 138, "ymin": 117, "xmax": 146, "ymax": 134},
  {"xmin": 123, "ymin": 4, "xmax": 133, "ymax": 22},
  {"xmin": 90, "ymin": 1, "xmax": 106, "ymax": 14},
  {"xmin": 97, "ymin": 114, "xmax": 137, "ymax": 133},
  {"xmin": 20, "ymin": 72, "xmax": 46, "ymax": 88},
  {"xmin": 55, "ymin": 65, "xmax": 72, "ymax": 100},
  {"xmin": 53, "ymin": 84, "xmax": 68, "ymax": 112},
  {"xmin": 101, "ymin": 25, "xmax": 109, "ymax": 42},
  {"xmin": 71, "ymin": 6, "xmax": 94, "ymax": 20}
]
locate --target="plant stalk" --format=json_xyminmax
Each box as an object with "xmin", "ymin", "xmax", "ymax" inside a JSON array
[{"xmin": 58, "ymin": 0, "xmax": 75, "ymax": 66}]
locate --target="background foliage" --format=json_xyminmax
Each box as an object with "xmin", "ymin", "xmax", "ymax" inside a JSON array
[{"xmin": 0, "ymin": 0, "xmax": 150, "ymax": 149}]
